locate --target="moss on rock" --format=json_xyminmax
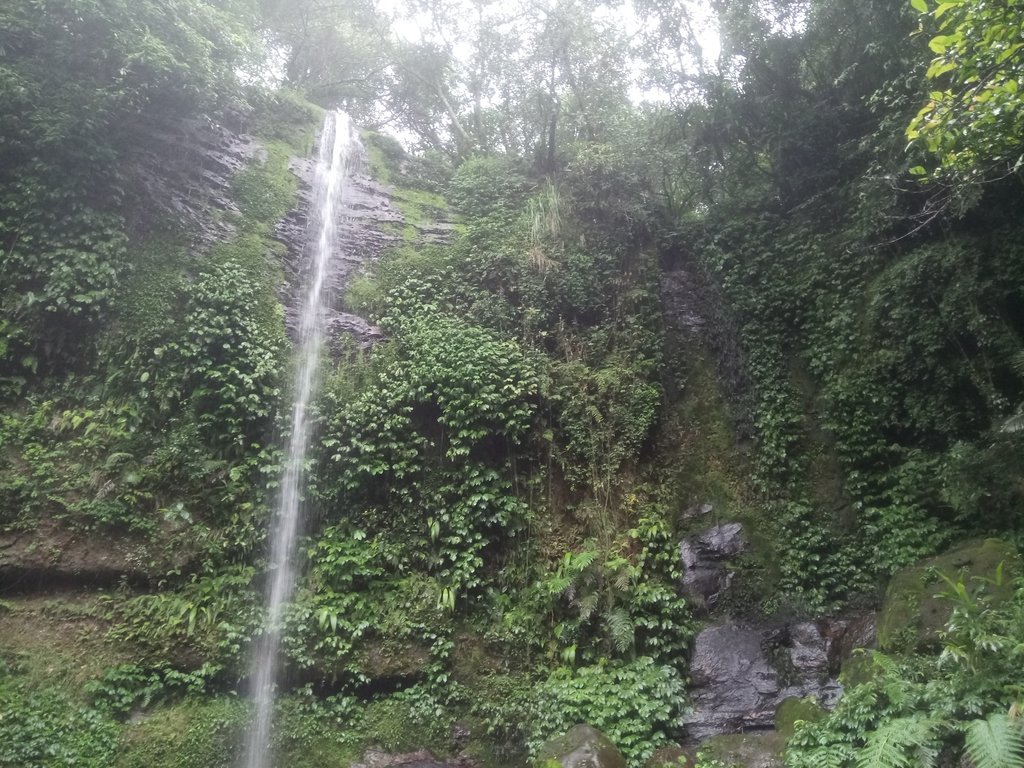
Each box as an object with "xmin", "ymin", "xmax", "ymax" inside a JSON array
[
  {"xmin": 774, "ymin": 697, "xmax": 823, "ymax": 738},
  {"xmin": 643, "ymin": 745, "xmax": 693, "ymax": 768},
  {"xmin": 537, "ymin": 724, "xmax": 628, "ymax": 768},
  {"xmin": 877, "ymin": 538, "xmax": 1020, "ymax": 652},
  {"xmin": 699, "ymin": 732, "xmax": 785, "ymax": 768}
]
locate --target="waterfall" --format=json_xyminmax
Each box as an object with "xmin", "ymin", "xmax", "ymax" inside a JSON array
[{"xmin": 242, "ymin": 110, "xmax": 360, "ymax": 768}]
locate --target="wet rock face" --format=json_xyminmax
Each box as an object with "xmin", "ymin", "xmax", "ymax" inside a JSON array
[
  {"xmin": 126, "ymin": 114, "xmax": 261, "ymax": 244},
  {"xmin": 661, "ymin": 264, "xmax": 753, "ymax": 441},
  {"xmin": 679, "ymin": 522, "xmax": 746, "ymax": 612},
  {"xmin": 678, "ymin": 521, "xmax": 878, "ymax": 745},
  {"xmin": 276, "ymin": 147, "xmax": 453, "ymax": 351},
  {"xmin": 0, "ymin": 515, "xmax": 194, "ymax": 587},
  {"xmin": 683, "ymin": 620, "xmax": 851, "ymax": 743}
]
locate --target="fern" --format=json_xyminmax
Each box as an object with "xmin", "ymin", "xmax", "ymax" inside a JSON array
[
  {"xmin": 796, "ymin": 745, "xmax": 850, "ymax": 768},
  {"xmin": 606, "ymin": 607, "xmax": 634, "ymax": 653},
  {"xmin": 569, "ymin": 546, "xmax": 598, "ymax": 573},
  {"xmin": 1011, "ymin": 351, "xmax": 1024, "ymax": 378},
  {"xmin": 963, "ymin": 712, "xmax": 1024, "ymax": 768},
  {"xmin": 576, "ymin": 591, "xmax": 599, "ymax": 621},
  {"xmin": 856, "ymin": 715, "xmax": 940, "ymax": 768}
]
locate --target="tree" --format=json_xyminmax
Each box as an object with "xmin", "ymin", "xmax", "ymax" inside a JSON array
[
  {"xmin": 906, "ymin": 0, "xmax": 1024, "ymax": 182},
  {"xmin": 258, "ymin": 0, "xmax": 391, "ymax": 118}
]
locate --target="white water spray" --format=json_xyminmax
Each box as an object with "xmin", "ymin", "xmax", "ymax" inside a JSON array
[{"xmin": 242, "ymin": 111, "xmax": 360, "ymax": 768}]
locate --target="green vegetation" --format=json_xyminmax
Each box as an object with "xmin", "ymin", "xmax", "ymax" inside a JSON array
[
  {"xmin": 787, "ymin": 567, "xmax": 1024, "ymax": 767},
  {"xmin": 907, "ymin": 0, "xmax": 1024, "ymax": 182},
  {"xmin": 1, "ymin": 0, "xmax": 1024, "ymax": 766}
]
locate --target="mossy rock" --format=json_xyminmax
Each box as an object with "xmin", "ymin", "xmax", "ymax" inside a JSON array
[
  {"xmin": 699, "ymin": 732, "xmax": 785, "ymax": 768},
  {"xmin": 537, "ymin": 724, "xmax": 627, "ymax": 768},
  {"xmin": 357, "ymin": 696, "xmax": 452, "ymax": 756},
  {"xmin": 358, "ymin": 639, "xmax": 430, "ymax": 683},
  {"xmin": 644, "ymin": 745, "xmax": 693, "ymax": 768},
  {"xmin": 114, "ymin": 698, "xmax": 246, "ymax": 768},
  {"xmin": 774, "ymin": 697, "xmax": 824, "ymax": 738},
  {"xmin": 877, "ymin": 538, "xmax": 1020, "ymax": 653}
]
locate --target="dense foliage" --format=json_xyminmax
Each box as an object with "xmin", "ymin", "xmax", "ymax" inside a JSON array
[
  {"xmin": 1, "ymin": 0, "xmax": 1024, "ymax": 766},
  {"xmin": 786, "ymin": 572, "xmax": 1024, "ymax": 768}
]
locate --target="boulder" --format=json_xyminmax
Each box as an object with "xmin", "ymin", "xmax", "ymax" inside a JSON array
[
  {"xmin": 698, "ymin": 732, "xmax": 785, "ymax": 768},
  {"xmin": 683, "ymin": 621, "xmax": 843, "ymax": 742},
  {"xmin": 352, "ymin": 748, "xmax": 459, "ymax": 768},
  {"xmin": 878, "ymin": 539, "xmax": 1020, "ymax": 652},
  {"xmin": 681, "ymin": 502, "xmax": 715, "ymax": 522},
  {"xmin": 537, "ymin": 725, "xmax": 627, "ymax": 768},
  {"xmin": 644, "ymin": 746, "xmax": 693, "ymax": 768},
  {"xmin": 359, "ymin": 639, "xmax": 431, "ymax": 685}
]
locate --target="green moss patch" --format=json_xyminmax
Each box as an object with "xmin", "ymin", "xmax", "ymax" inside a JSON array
[
  {"xmin": 0, "ymin": 593, "xmax": 129, "ymax": 693},
  {"xmin": 877, "ymin": 538, "xmax": 1021, "ymax": 652},
  {"xmin": 114, "ymin": 697, "xmax": 246, "ymax": 768},
  {"xmin": 774, "ymin": 697, "xmax": 824, "ymax": 738},
  {"xmin": 700, "ymin": 731, "xmax": 785, "ymax": 767}
]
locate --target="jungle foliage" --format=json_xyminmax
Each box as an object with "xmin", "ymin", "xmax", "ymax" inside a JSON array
[{"xmin": 1, "ymin": 0, "xmax": 1023, "ymax": 766}]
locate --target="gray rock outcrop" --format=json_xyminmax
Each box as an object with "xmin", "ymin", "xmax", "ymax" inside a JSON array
[
  {"xmin": 276, "ymin": 144, "xmax": 453, "ymax": 351},
  {"xmin": 682, "ymin": 617, "xmax": 874, "ymax": 742},
  {"xmin": 352, "ymin": 748, "xmax": 472, "ymax": 768}
]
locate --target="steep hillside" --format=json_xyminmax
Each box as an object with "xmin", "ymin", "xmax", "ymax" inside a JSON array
[{"xmin": 2, "ymin": 1, "xmax": 1024, "ymax": 767}]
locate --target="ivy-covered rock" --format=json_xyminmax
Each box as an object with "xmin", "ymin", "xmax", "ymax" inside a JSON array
[
  {"xmin": 538, "ymin": 724, "xmax": 627, "ymax": 768},
  {"xmin": 877, "ymin": 538, "xmax": 1020, "ymax": 652}
]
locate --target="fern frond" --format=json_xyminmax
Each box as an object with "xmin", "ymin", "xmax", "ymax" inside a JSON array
[
  {"xmin": 1003, "ymin": 409, "xmax": 1024, "ymax": 434},
  {"xmin": 856, "ymin": 716, "xmax": 941, "ymax": 768},
  {"xmin": 913, "ymin": 741, "xmax": 939, "ymax": 768},
  {"xmin": 1011, "ymin": 351, "xmax": 1024, "ymax": 378},
  {"xmin": 576, "ymin": 591, "xmax": 599, "ymax": 621},
  {"xmin": 871, "ymin": 650, "xmax": 900, "ymax": 678},
  {"xmin": 570, "ymin": 546, "xmax": 598, "ymax": 573},
  {"xmin": 544, "ymin": 574, "xmax": 572, "ymax": 596},
  {"xmin": 806, "ymin": 744, "xmax": 850, "ymax": 768},
  {"xmin": 614, "ymin": 567, "xmax": 633, "ymax": 592},
  {"xmin": 606, "ymin": 607, "xmax": 634, "ymax": 653},
  {"xmin": 963, "ymin": 712, "xmax": 1024, "ymax": 768}
]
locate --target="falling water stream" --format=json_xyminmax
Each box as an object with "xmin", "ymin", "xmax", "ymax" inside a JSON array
[{"xmin": 242, "ymin": 111, "xmax": 360, "ymax": 768}]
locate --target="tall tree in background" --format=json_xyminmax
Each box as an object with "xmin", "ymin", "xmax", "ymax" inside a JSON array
[{"xmin": 258, "ymin": 0, "xmax": 392, "ymax": 118}]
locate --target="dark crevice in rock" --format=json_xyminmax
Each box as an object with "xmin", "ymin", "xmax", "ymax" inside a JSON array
[{"xmin": 0, "ymin": 566, "xmax": 149, "ymax": 592}]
